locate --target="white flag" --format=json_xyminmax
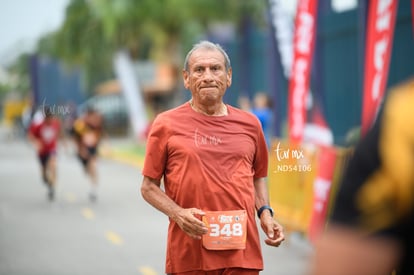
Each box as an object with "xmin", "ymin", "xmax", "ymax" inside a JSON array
[{"xmin": 114, "ymin": 50, "xmax": 148, "ymax": 138}]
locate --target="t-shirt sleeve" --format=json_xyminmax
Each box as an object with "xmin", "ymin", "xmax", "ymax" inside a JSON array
[
  {"xmin": 142, "ymin": 115, "xmax": 169, "ymax": 180},
  {"xmin": 28, "ymin": 122, "xmax": 40, "ymax": 138},
  {"xmin": 252, "ymin": 116, "xmax": 269, "ymax": 179}
]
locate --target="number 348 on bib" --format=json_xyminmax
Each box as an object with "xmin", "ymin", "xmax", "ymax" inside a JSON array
[{"xmin": 202, "ymin": 210, "xmax": 247, "ymax": 250}]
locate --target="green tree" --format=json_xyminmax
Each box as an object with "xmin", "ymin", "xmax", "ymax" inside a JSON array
[
  {"xmin": 3, "ymin": 53, "xmax": 32, "ymax": 98},
  {"xmin": 40, "ymin": 0, "xmax": 266, "ymax": 93},
  {"xmin": 38, "ymin": 0, "xmax": 115, "ymax": 92}
]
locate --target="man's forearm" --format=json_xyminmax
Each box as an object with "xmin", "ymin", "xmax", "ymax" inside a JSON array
[
  {"xmin": 254, "ymin": 177, "xmax": 270, "ymax": 211},
  {"xmin": 141, "ymin": 176, "xmax": 182, "ymax": 220}
]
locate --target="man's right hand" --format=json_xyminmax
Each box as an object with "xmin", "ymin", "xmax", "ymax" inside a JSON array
[{"xmin": 173, "ymin": 208, "xmax": 208, "ymax": 239}]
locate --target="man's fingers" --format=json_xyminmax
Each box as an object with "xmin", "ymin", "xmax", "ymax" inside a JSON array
[
  {"xmin": 265, "ymin": 231, "xmax": 285, "ymax": 247},
  {"xmin": 189, "ymin": 208, "xmax": 206, "ymax": 217},
  {"xmin": 267, "ymin": 227, "xmax": 275, "ymax": 239},
  {"xmin": 262, "ymin": 219, "xmax": 285, "ymax": 247},
  {"xmin": 265, "ymin": 238, "xmax": 283, "ymax": 247},
  {"xmin": 179, "ymin": 208, "xmax": 208, "ymax": 238}
]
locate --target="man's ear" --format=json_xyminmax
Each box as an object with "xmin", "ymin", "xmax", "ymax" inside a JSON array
[
  {"xmin": 226, "ymin": 68, "xmax": 232, "ymax": 88},
  {"xmin": 182, "ymin": 69, "xmax": 189, "ymax": 90}
]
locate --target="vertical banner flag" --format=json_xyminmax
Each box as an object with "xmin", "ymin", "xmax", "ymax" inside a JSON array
[
  {"xmin": 361, "ymin": 0, "xmax": 398, "ymax": 135},
  {"xmin": 114, "ymin": 50, "xmax": 148, "ymax": 139},
  {"xmin": 267, "ymin": 0, "xmax": 294, "ymax": 79},
  {"xmin": 288, "ymin": 0, "xmax": 318, "ymax": 144},
  {"xmin": 308, "ymin": 146, "xmax": 337, "ymax": 243}
]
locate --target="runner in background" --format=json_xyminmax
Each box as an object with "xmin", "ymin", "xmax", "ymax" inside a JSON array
[
  {"xmin": 27, "ymin": 106, "xmax": 61, "ymax": 201},
  {"xmin": 251, "ymin": 92, "xmax": 273, "ymax": 148},
  {"xmin": 309, "ymin": 79, "xmax": 414, "ymax": 275},
  {"xmin": 71, "ymin": 106, "xmax": 104, "ymax": 202}
]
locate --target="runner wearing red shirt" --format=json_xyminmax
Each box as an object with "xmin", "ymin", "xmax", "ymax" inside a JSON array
[
  {"xmin": 141, "ymin": 41, "xmax": 285, "ymax": 275},
  {"xmin": 28, "ymin": 106, "xmax": 61, "ymax": 200}
]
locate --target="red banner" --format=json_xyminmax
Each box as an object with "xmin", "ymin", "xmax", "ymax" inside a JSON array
[
  {"xmin": 288, "ymin": 0, "xmax": 318, "ymax": 145},
  {"xmin": 361, "ymin": 0, "xmax": 398, "ymax": 135},
  {"xmin": 308, "ymin": 146, "xmax": 337, "ymax": 243}
]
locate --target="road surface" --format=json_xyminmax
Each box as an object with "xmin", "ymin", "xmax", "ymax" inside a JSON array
[{"xmin": 0, "ymin": 129, "xmax": 312, "ymax": 275}]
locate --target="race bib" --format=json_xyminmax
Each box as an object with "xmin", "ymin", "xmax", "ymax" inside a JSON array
[{"xmin": 202, "ymin": 210, "xmax": 247, "ymax": 250}]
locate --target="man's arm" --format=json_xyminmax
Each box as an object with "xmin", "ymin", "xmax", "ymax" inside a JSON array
[
  {"xmin": 254, "ymin": 177, "xmax": 284, "ymax": 247},
  {"xmin": 141, "ymin": 176, "xmax": 208, "ymax": 239},
  {"xmin": 27, "ymin": 125, "xmax": 42, "ymax": 152},
  {"xmin": 309, "ymin": 225, "xmax": 400, "ymax": 275}
]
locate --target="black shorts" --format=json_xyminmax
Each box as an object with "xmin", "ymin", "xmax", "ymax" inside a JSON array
[
  {"xmin": 78, "ymin": 146, "xmax": 97, "ymax": 168},
  {"xmin": 38, "ymin": 152, "xmax": 56, "ymax": 167}
]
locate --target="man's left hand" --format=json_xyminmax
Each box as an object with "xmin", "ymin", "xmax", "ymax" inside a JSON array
[{"xmin": 260, "ymin": 212, "xmax": 285, "ymax": 247}]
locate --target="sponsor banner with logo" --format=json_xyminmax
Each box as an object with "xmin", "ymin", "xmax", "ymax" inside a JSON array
[
  {"xmin": 308, "ymin": 145, "xmax": 337, "ymax": 243},
  {"xmin": 288, "ymin": 0, "xmax": 318, "ymax": 144},
  {"xmin": 361, "ymin": 0, "xmax": 398, "ymax": 135},
  {"xmin": 267, "ymin": 0, "xmax": 294, "ymax": 79}
]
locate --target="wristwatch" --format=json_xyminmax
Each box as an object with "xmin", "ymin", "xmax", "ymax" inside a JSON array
[{"xmin": 257, "ymin": 205, "xmax": 274, "ymax": 218}]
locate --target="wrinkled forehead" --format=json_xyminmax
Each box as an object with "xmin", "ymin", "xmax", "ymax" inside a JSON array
[{"xmin": 187, "ymin": 48, "xmax": 226, "ymax": 69}]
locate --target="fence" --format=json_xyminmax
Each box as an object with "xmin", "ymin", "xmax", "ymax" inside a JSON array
[{"xmin": 268, "ymin": 139, "xmax": 352, "ymax": 239}]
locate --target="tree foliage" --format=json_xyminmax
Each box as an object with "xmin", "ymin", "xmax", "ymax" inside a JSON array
[
  {"xmin": 37, "ymin": 0, "xmax": 266, "ymax": 91},
  {"xmin": 0, "ymin": 53, "xmax": 31, "ymax": 99}
]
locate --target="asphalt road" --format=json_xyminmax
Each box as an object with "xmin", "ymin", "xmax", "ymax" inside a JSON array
[{"xmin": 0, "ymin": 129, "xmax": 312, "ymax": 275}]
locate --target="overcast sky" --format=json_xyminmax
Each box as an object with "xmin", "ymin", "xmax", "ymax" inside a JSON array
[{"xmin": 0, "ymin": 0, "xmax": 70, "ymax": 66}]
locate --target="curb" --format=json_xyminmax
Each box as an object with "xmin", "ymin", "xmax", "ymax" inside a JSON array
[{"xmin": 99, "ymin": 144, "xmax": 145, "ymax": 169}]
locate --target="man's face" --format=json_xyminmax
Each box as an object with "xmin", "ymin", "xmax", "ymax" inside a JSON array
[{"xmin": 183, "ymin": 48, "xmax": 232, "ymax": 103}]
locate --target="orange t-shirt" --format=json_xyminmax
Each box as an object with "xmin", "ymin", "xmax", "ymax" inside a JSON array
[{"xmin": 142, "ymin": 103, "xmax": 268, "ymax": 273}]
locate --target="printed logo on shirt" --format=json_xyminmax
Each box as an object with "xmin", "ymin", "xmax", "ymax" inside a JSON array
[
  {"xmin": 194, "ymin": 128, "xmax": 223, "ymax": 148},
  {"xmin": 40, "ymin": 126, "xmax": 57, "ymax": 144}
]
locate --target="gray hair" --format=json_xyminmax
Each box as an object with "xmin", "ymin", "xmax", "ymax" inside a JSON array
[{"xmin": 183, "ymin": 40, "xmax": 231, "ymax": 72}]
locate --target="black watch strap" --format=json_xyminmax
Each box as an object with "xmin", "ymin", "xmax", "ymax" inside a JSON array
[{"xmin": 257, "ymin": 205, "xmax": 274, "ymax": 218}]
